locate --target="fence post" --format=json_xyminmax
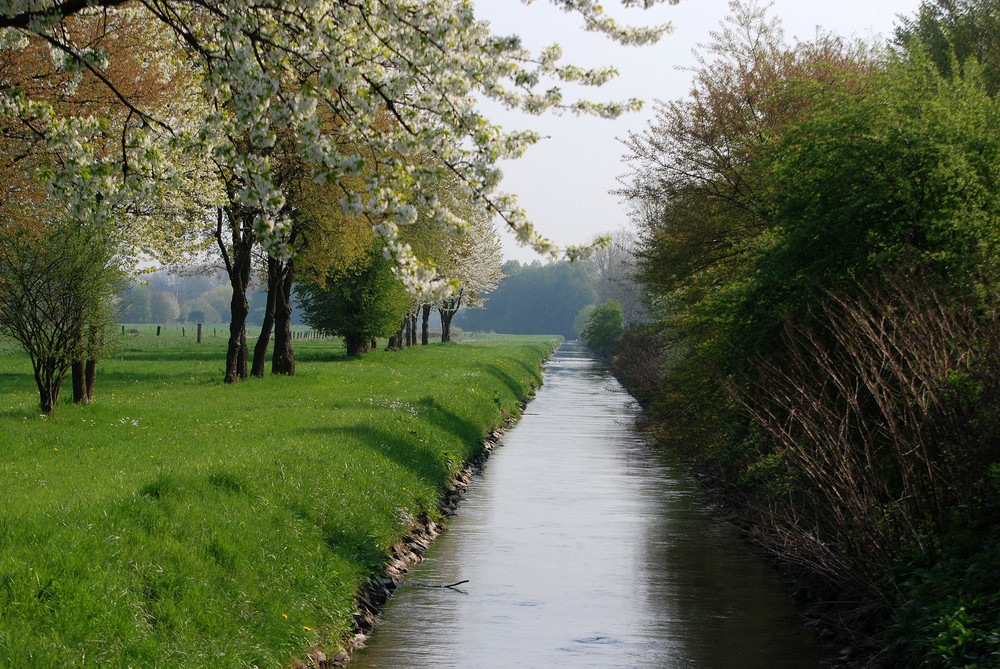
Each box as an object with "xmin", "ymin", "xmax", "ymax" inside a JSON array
[{"xmin": 197, "ymin": 323, "xmax": 202, "ymax": 343}]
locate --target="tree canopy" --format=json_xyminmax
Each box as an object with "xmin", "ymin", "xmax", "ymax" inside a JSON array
[{"xmin": 0, "ymin": 0, "xmax": 676, "ymax": 298}]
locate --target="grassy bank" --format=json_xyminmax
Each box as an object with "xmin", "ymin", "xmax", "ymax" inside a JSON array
[{"xmin": 0, "ymin": 332, "xmax": 560, "ymax": 667}]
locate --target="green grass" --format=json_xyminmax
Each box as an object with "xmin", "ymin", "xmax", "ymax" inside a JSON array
[{"xmin": 0, "ymin": 332, "xmax": 560, "ymax": 667}]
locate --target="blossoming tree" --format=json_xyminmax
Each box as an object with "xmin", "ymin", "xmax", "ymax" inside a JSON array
[{"xmin": 0, "ymin": 0, "xmax": 673, "ymax": 278}]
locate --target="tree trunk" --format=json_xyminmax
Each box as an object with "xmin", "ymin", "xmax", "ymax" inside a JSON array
[
  {"xmin": 251, "ymin": 257, "xmax": 278, "ymax": 378},
  {"xmin": 409, "ymin": 310, "xmax": 418, "ymax": 346},
  {"xmin": 421, "ymin": 303, "xmax": 431, "ymax": 345},
  {"xmin": 439, "ymin": 310, "xmax": 452, "ymax": 342},
  {"xmin": 217, "ymin": 207, "xmax": 254, "ymax": 384},
  {"xmin": 387, "ymin": 317, "xmax": 406, "ymax": 350},
  {"xmin": 404, "ymin": 310, "xmax": 413, "ymax": 347},
  {"xmin": 345, "ymin": 334, "xmax": 366, "ymax": 356},
  {"xmin": 84, "ymin": 359, "xmax": 97, "ymax": 403},
  {"xmin": 226, "ymin": 271, "xmax": 250, "ymax": 383},
  {"xmin": 438, "ymin": 291, "xmax": 463, "ymax": 343},
  {"xmin": 72, "ymin": 360, "xmax": 86, "ymax": 403},
  {"xmin": 271, "ymin": 259, "xmax": 295, "ymax": 376},
  {"xmin": 34, "ymin": 357, "xmax": 62, "ymax": 414}
]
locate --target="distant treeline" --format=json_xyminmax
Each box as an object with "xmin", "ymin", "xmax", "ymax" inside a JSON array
[
  {"xmin": 119, "ymin": 267, "xmax": 304, "ymax": 327},
  {"xmin": 455, "ymin": 251, "xmax": 644, "ymax": 339}
]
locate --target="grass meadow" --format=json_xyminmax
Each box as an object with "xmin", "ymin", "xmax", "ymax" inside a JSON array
[{"xmin": 0, "ymin": 329, "xmax": 559, "ymax": 667}]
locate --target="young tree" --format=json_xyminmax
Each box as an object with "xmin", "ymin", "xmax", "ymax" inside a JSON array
[
  {"xmin": 0, "ymin": 9, "xmax": 218, "ymax": 401},
  {"xmin": 295, "ymin": 244, "xmax": 410, "ymax": 356},
  {"xmin": 580, "ymin": 300, "xmax": 624, "ymax": 359},
  {"xmin": 436, "ymin": 217, "xmax": 504, "ymax": 342},
  {"xmin": 0, "ymin": 219, "xmax": 123, "ymax": 413},
  {"xmin": 150, "ymin": 290, "xmax": 181, "ymax": 323}
]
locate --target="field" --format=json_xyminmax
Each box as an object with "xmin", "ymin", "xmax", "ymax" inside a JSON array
[{"xmin": 0, "ymin": 330, "xmax": 559, "ymax": 667}]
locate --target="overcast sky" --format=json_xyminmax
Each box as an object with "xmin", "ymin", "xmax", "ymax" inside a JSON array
[{"xmin": 473, "ymin": 0, "xmax": 924, "ymax": 262}]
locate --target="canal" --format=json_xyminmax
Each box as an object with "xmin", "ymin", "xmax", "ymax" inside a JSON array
[{"xmin": 351, "ymin": 341, "xmax": 833, "ymax": 668}]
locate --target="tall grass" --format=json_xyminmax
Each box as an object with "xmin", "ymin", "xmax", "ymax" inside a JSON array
[{"xmin": 0, "ymin": 332, "xmax": 559, "ymax": 667}]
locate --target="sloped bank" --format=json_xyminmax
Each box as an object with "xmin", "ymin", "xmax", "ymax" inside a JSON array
[
  {"xmin": 0, "ymin": 334, "xmax": 560, "ymax": 669},
  {"xmin": 315, "ymin": 424, "xmax": 516, "ymax": 668}
]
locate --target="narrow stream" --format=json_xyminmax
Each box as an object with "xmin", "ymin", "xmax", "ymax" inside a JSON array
[{"xmin": 351, "ymin": 341, "xmax": 834, "ymax": 668}]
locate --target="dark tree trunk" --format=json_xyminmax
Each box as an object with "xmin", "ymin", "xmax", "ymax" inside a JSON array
[
  {"xmin": 403, "ymin": 310, "xmax": 413, "ymax": 347},
  {"xmin": 84, "ymin": 359, "xmax": 96, "ymax": 403},
  {"xmin": 387, "ymin": 317, "xmax": 406, "ymax": 350},
  {"xmin": 421, "ymin": 303, "xmax": 431, "ymax": 345},
  {"xmin": 439, "ymin": 310, "xmax": 452, "ymax": 342},
  {"xmin": 345, "ymin": 334, "xmax": 366, "ymax": 356},
  {"xmin": 409, "ymin": 310, "xmax": 418, "ymax": 346},
  {"xmin": 251, "ymin": 257, "xmax": 278, "ymax": 378},
  {"xmin": 271, "ymin": 259, "xmax": 295, "ymax": 375},
  {"xmin": 34, "ymin": 357, "xmax": 62, "ymax": 414},
  {"xmin": 217, "ymin": 207, "xmax": 254, "ymax": 384},
  {"xmin": 72, "ymin": 360, "xmax": 86, "ymax": 403},
  {"xmin": 438, "ymin": 290, "xmax": 463, "ymax": 343},
  {"xmin": 73, "ymin": 325, "xmax": 99, "ymax": 404}
]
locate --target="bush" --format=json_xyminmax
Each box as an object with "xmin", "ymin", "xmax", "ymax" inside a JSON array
[{"xmin": 580, "ymin": 300, "xmax": 623, "ymax": 359}]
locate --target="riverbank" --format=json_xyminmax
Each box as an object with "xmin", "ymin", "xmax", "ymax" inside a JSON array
[
  {"xmin": 601, "ymin": 329, "xmax": 1000, "ymax": 669},
  {"xmin": 348, "ymin": 341, "xmax": 835, "ymax": 668},
  {"xmin": 326, "ymin": 419, "xmax": 513, "ymax": 667},
  {"xmin": 0, "ymin": 333, "xmax": 560, "ymax": 667}
]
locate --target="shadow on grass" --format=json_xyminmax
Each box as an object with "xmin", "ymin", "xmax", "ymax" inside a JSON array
[
  {"xmin": 413, "ymin": 395, "xmax": 486, "ymax": 446},
  {"xmin": 480, "ymin": 363, "xmax": 535, "ymax": 402},
  {"xmin": 120, "ymin": 349, "xmax": 224, "ymax": 364},
  {"xmin": 340, "ymin": 424, "xmax": 452, "ymax": 485},
  {"xmin": 287, "ymin": 499, "xmax": 386, "ymax": 570}
]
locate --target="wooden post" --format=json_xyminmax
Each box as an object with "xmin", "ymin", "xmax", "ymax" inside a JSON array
[
  {"xmin": 182, "ymin": 327, "xmax": 185, "ymax": 337},
  {"xmin": 157, "ymin": 326, "xmax": 161, "ymax": 336},
  {"xmin": 197, "ymin": 323, "xmax": 202, "ymax": 343}
]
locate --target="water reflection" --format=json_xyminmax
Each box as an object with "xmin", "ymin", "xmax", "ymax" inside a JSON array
[{"xmin": 351, "ymin": 341, "xmax": 832, "ymax": 668}]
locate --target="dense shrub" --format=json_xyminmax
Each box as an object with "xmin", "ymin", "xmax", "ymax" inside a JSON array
[{"xmin": 579, "ymin": 300, "xmax": 623, "ymax": 359}]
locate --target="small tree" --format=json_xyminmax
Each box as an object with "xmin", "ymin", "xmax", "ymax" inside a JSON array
[
  {"xmin": 295, "ymin": 244, "xmax": 410, "ymax": 356},
  {"xmin": 0, "ymin": 221, "xmax": 122, "ymax": 413},
  {"xmin": 580, "ymin": 300, "xmax": 623, "ymax": 359}
]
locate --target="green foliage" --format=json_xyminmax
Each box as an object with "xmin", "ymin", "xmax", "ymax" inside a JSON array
[
  {"xmin": 296, "ymin": 244, "xmax": 410, "ymax": 355},
  {"xmin": 886, "ymin": 514, "xmax": 1000, "ymax": 668},
  {"xmin": 0, "ymin": 221, "xmax": 124, "ymax": 412},
  {"xmin": 122, "ymin": 284, "xmax": 153, "ymax": 323},
  {"xmin": 616, "ymin": 3, "xmax": 1000, "ymax": 660},
  {"xmin": 455, "ymin": 260, "xmax": 597, "ymax": 337},
  {"xmin": 579, "ymin": 300, "xmax": 623, "ymax": 359},
  {"xmin": 735, "ymin": 53, "xmax": 1000, "ymax": 358},
  {"xmin": 896, "ymin": 0, "xmax": 1000, "ymax": 95},
  {"xmin": 0, "ymin": 332, "xmax": 558, "ymax": 667}
]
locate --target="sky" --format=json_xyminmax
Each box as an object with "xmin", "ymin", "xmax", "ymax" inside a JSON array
[{"xmin": 473, "ymin": 0, "xmax": 924, "ymax": 262}]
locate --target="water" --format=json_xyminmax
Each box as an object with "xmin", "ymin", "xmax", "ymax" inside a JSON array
[{"xmin": 351, "ymin": 341, "xmax": 833, "ymax": 668}]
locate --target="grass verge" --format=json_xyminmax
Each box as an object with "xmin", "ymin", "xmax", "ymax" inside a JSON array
[{"xmin": 0, "ymin": 332, "xmax": 560, "ymax": 667}]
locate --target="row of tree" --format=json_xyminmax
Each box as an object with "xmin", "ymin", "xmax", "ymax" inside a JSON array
[
  {"xmin": 0, "ymin": 0, "xmax": 659, "ymax": 411},
  {"xmin": 591, "ymin": 0, "xmax": 1000, "ymax": 663},
  {"xmin": 0, "ymin": 2, "xmax": 528, "ymax": 411}
]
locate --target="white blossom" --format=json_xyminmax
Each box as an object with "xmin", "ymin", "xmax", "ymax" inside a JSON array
[{"xmin": 0, "ymin": 0, "xmax": 675, "ymax": 292}]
